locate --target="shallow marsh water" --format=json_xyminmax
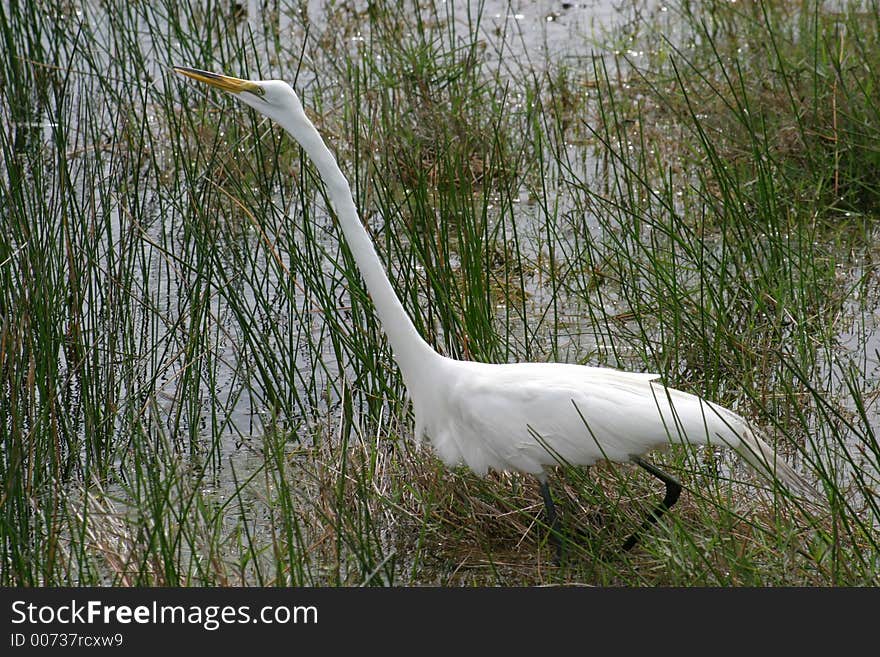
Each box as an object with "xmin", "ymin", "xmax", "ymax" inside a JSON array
[{"xmin": 2, "ymin": 0, "xmax": 878, "ymax": 584}]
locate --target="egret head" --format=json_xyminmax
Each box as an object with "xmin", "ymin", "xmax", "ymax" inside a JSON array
[{"xmin": 173, "ymin": 66, "xmax": 305, "ymax": 125}]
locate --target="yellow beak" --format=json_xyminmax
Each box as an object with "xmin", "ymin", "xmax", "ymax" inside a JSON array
[{"xmin": 173, "ymin": 66, "xmax": 263, "ymax": 96}]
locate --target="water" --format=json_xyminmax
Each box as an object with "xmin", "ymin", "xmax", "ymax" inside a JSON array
[
  {"xmin": 42, "ymin": 0, "xmax": 878, "ymax": 452},
  {"xmin": 7, "ymin": 2, "xmax": 877, "ymax": 582}
]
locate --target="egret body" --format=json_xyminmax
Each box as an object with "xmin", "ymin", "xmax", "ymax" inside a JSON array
[{"xmin": 174, "ymin": 67, "xmax": 815, "ymax": 558}]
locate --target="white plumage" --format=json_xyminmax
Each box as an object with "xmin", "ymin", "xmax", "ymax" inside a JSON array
[
  {"xmin": 409, "ymin": 358, "xmax": 807, "ymax": 493},
  {"xmin": 175, "ymin": 67, "xmax": 816, "ymax": 555}
]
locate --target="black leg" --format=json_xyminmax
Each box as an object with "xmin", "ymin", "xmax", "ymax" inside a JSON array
[
  {"xmin": 622, "ymin": 458, "xmax": 682, "ymax": 551},
  {"xmin": 539, "ymin": 480, "xmax": 563, "ymax": 563}
]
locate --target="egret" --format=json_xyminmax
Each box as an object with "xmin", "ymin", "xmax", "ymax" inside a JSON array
[{"xmin": 174, "ymin": 66, "xmax": 817, "ymax": 560}]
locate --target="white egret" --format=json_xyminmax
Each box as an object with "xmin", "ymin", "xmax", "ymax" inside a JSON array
[{"xmin": 174, "ymin": 66, "xmax": 817, "ymax": 559}]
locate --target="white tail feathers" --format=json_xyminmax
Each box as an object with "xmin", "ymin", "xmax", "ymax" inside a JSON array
[{"xmin": 735, "ymin": 428, "xmax": 821, "ymax": 503}]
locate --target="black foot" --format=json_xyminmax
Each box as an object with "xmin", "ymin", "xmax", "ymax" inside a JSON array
[
  {"xmin": 539, "ymin": 480, "xmax": 563, "ymax": 564},
  {"xmin": 622, "ymin": 458, "xmax": 682, "ymax": 551}
]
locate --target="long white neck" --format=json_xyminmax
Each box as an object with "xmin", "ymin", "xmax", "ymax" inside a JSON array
[{"xmin": 278, "ymin": 109, "xmax": 442, "ymax": 384}]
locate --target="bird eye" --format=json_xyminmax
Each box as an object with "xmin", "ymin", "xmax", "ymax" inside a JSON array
[{"xmin": 247, "ymin": 86, "xmax": 265, "ymax": 98}]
